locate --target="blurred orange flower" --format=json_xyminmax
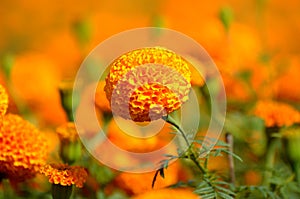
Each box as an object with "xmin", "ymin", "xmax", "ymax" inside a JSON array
[
  {"xmin": 221, "ymin": 72, "xmax": 252, "ymax": 102},
  {"xmin": 0, "ymin": 114, "xmax": 48, "ymax": 181},
  {"xmin": 56, "ymin": 122, "xmax": 78, "ymax": 142},
  {"xmin": 244, "ymin": 170, "xmax": 262, "ymax": 186},
  {"xmin": 115, "ymin": 162, "xmax": 180, "ymax": 195},
  {"xmin": 131, "ymin": 188, "xmax": 199, "ymax": 199},
  {"xmin": 274, "ymin": 57, "xmax": 300, "ymax": 101},
  {"xmin": 95, "ymin": 81, "xmax": 111, "ymax": 112},
  {"xmin": 253, "ymin": 100, "xmax": 300, "ymax": 127},
  {"xmin": 0, "ymin": 84, "xmax": 8, "ymax": 116},
  {"xmin": 87, "ymin": 11, "xmax": 149, "ymax": 50},
  {"xmin": 104, "ymin": 47, "xmax": 192, "ymax": 122},
  {"xmin": 11, "ymin": 52, "xmax": 67, "ymax": 125},
  {"xmin": 42, "ymin": 29, "xmax": 83, "ymax": 78},
  {"xmin": 107, "ymin": 118, "xmax": 162, "ymax": 153},
  {"xmin": 223, "ymin": 23, "xmax": 261, "ymax": 73},
  {"xmin": 40, "ymin": 163, "xmax": 88, "ymax": 188}
]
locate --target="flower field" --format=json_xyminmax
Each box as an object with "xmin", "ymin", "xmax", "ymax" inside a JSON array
[{"xmin": 1, "ymin": 0, "xmax": 300, "ymax": 198}]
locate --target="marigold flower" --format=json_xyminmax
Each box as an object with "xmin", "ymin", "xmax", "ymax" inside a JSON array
[
  {"xmin": 56, "ymin": 122, "xmax": 78, "ymax": 142},
  {"xmin": 0, "ymin": 114, "xmax": 48, "ymax": 181},
  {"xmin": 253, "ymin": 100, "xmax": 300, "ymax": 127},
  {"xmin": 40, "ymin": 163, "xmax": 88, "ymax": 188},
  {"xmin": 131, "ymin": 188, "xmax": 199, "ymax": 199},
  {"xmin": 104, "ymin": 47, "xmax": 192, "ymax": 122},
  {"xmin": 0, "ymin": 84, "xmax": 8, "ymax": 116}
]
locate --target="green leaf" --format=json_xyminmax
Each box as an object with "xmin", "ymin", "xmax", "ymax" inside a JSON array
[
  {"xmin": 215, "ymin": 140, "xmax": 230, "ymax": 148},
  {"xmin": 218, "ymin": 191, "xmax": 234, "ymax": 199},
  {"xmin": 96, "ymin": 190, "xmax": 106, "ymax": 199},
  {"xmin": 215, "ymin": 185, "xmax": 236, "ymax": 196},
  {"xmin": 152, "ymin": 168, "xmax": 166, "ymax": 188},
  {"xmin": 219, "ymin": 6, "xmax": 234, "ymax": 32},
  {"xmin": 218, "ymin": 148, "xmax": 243, "ymax": 162},
  {"xmin": 159, "ymin": 168, "xmax": 165, "ymax": 178},
  {"xmin": 107, "ymin": 191, "xmax": 129, "ymax": 199},
  {"xmin": 194, "ymin": 186, "xmax": 214, "ymax": 194},
  {"xmin": 201, "ymin": 192, "xmax": 216, "ymax": 199}
]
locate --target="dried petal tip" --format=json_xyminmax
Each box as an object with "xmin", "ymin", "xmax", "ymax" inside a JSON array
[
  {"xmin": 0, "ymin": 84, "xmax": 8, "ymax": 116},
  {"xmin": 104, "ymin": 47, "xmax": 192, "ymax": 122}
]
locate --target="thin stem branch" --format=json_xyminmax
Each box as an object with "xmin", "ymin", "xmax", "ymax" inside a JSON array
[
  {"xmin": 225, "ymin": 133, "xmax": 236, "ymax": 185},
  {"xmin": 162, "ymin": 115, "xmax": 190, "ymax": 147},
  {"xmin": 163, "ymin": 115, "xmax": 206, "ymax": 174}
]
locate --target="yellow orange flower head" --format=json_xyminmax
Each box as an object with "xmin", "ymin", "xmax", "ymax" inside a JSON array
[
  {"xmin": 131, "ymin": 188, "xmax": 199, "ymax": 199},
  {"xmin": 253, "ymin": 100, "xmax": 300, "ymax": 127},
  {"xmin": 40, "ymin": 163, "xmax": 88, "ymax": 188},
  {"xmin": 104, "ymin": 47, "xmax": 192, "ymax": 122},
  {"xmin": 56, "ymin": 122, "xmax": 78, "ymax": 142},
  {"xmin": 0, "ymin": 84, "xmax": 8, "ymax": 116},
  {"xmin": 0, "ymin": 114, "xmax": 48, "ymax": 181}
]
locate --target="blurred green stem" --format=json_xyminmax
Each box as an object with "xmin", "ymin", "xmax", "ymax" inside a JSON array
[
  {"xmin": 263, "ymin": 137, "xmax": 281, "ymax": 187},
  {"xmin": 0, "ymin": 179, "xmax": 14, "ymax": 198},
  {"xmin": 59, "ymin": 80, "xmax": 75, "ymax": 122},
  {"xmin": 52, "ymin": 184, "xmax": 73, "ymax": 199},
  {"xmin": 226, "ymin": 133, "xmax": 236, "ymax": 185},
  {"xmin": 296, "ymin": 162, "xmax": 300, "ymax": 185}
]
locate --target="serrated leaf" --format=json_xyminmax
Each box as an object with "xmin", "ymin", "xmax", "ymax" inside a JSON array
[
  {"xmin": 201, "ymin": 192, "xmax": 216, "ymax": 199},
  {"xmin": 159, "ymin": 168, "xmax": 165, "ymax": 178},
  {"xmin": 152, "ymin": 169, "xmax": 160, "ymax": 188},
  {"xmin": 213, "ymin": 149, "xmax": 223, "ymax": 157},
  {"xmin": 163, "ymin": 154, "xmax": 178, "ymax": 158},
  {"xmin": 194, "ymin": 186, "xmax": 214, "ymax": 194},
  {"xmin": 215, "ymin": 181, "xmax": 231, "ymax": 186},
  {"xmin": 218, "ymin": 191, "xmax": 234, "ymax": 199},
  {"xmin": 220, "ymin": 149, "xmax": 243, "ymax": 162},
  {"xmin": 197, "ymin": 181, "xmax": 209, "ymax": 188},
  {"xmin": 215, "ymin": 140, "xmax": 230, "ymax": 147},
  {"xmin": 163, "ymin": 160, "xmax": 169, "ymax": 169},
  {"xmin": 215, "ymin": 185, "xmax": 235, "ymax": 196}
]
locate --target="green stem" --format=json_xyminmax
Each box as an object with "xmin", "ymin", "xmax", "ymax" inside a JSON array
[
  {"xmin": 1, "ymin": 179, "xmax": 14, "ymax": 198},
  {"xmin": 226, "ymin": 133, "xmax": 236, "ymax": 185},
  {"xmin": 190, "ymin": 152, "xmax": 206, "ymax": 174},
  {"xmin": 263, "ymin": 137, "xmax": 281, "ymax": 186},
  {"xmin": 296, "ymin": 162, "xmax": 300, "ymax": 185},
  {"xmin": 162, "ymin": 115, "xmax": 190, "ymax": 147},
  {"xmin": 52, "ymin": 184, "xmax": 73, "ymax": 199},
  {"xmin": 163, "ymin": 115, "xmax": 206, "ymax": 174},
  {"xmin": 59, "ymin": 80, "xmax": 75, "ymax": 122}
]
